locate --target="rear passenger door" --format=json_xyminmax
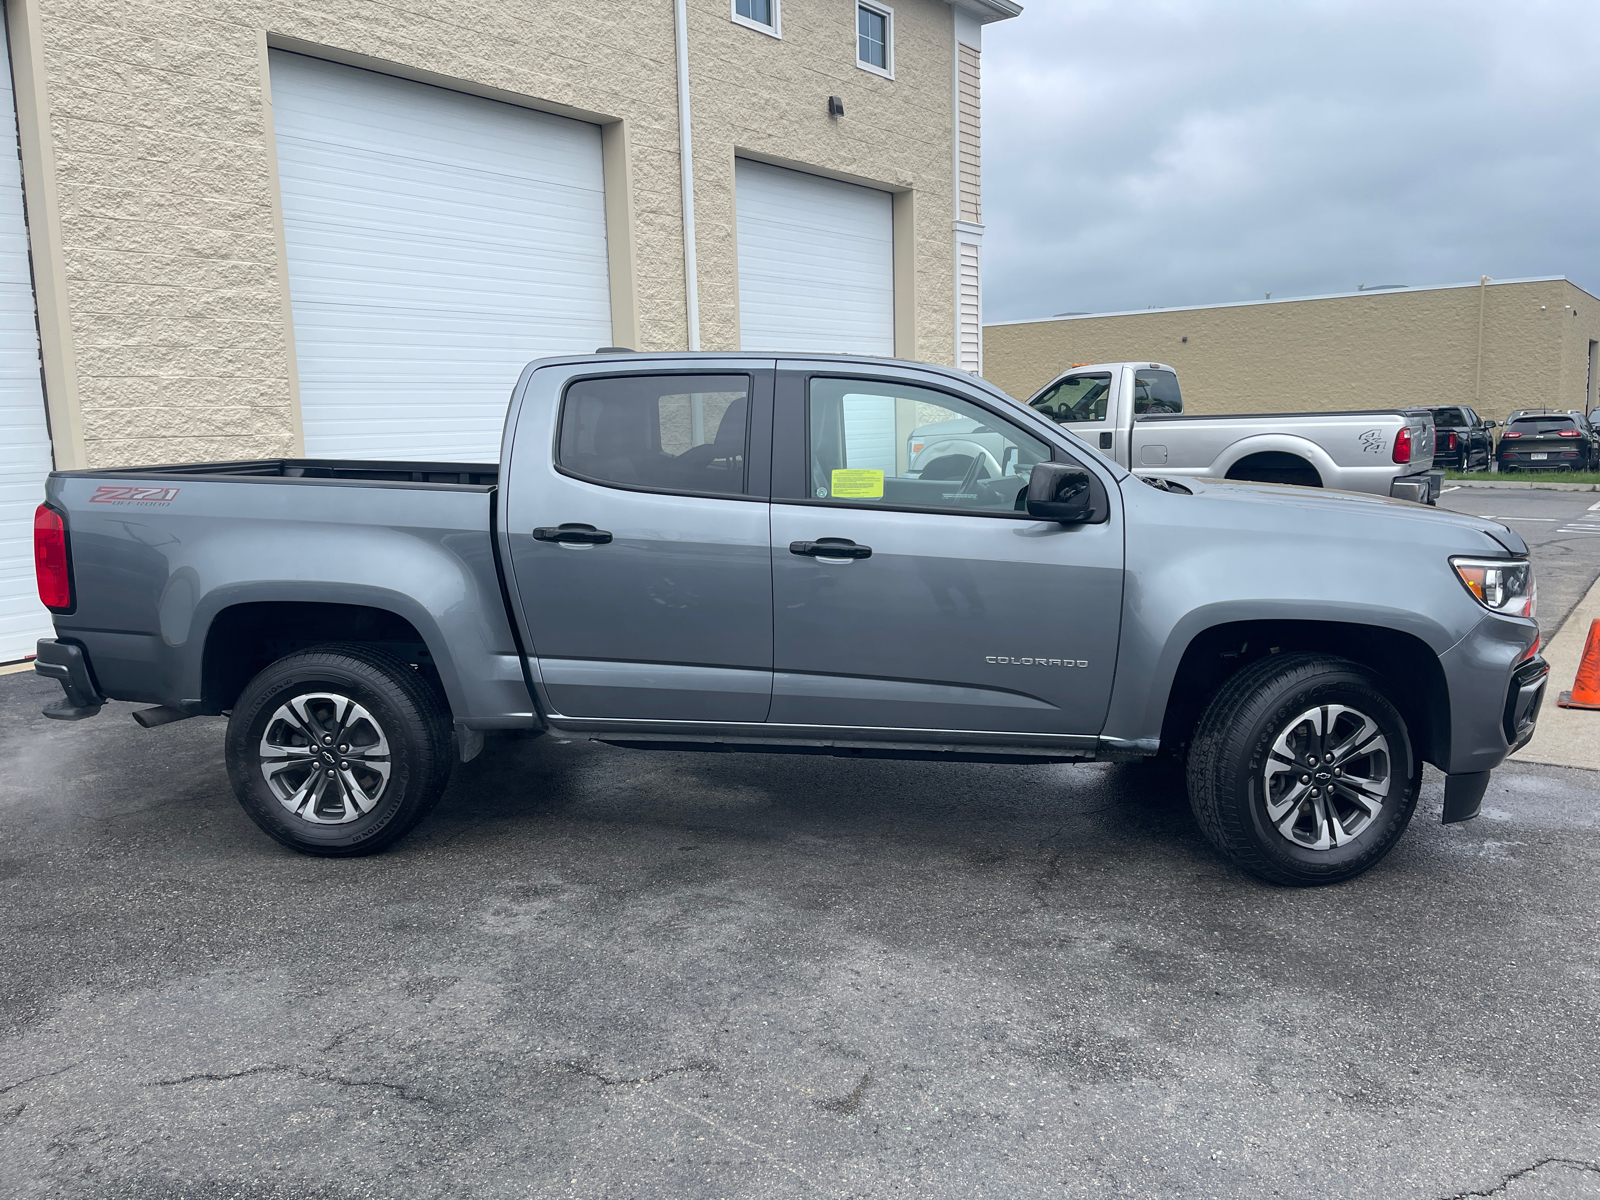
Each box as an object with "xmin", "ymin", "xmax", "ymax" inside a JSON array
[{"xmin": 501, "ymin": 363, "xmax": 775, "ymax": 722}]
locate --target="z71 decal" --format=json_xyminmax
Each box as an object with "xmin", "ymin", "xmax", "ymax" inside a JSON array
[{"xmin": 89, "ymin": 485, "xmax": 181, "ymax": 505}]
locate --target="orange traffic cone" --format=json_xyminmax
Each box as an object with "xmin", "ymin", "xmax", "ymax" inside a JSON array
[{"xmin": 1557, "ymin": 620, "xmax": 1600, "ymax": 709}]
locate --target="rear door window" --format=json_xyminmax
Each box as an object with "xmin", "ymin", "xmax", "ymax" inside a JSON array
[
  {"xmin": 1132, "ymin": 368, "xmax": 1183, "ymax": 415},
  {"xmin": 558, "ymin": 374, "xmax": 752, "ymax": 495},
  {"xmin": 1030, "ymin": 373, "xmax": 1113, "ymax": 422}
]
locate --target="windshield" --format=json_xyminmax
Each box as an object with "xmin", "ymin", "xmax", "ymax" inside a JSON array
[
  {"xmin": 1030, "ymin": 373, "xmax": 1112, "ymax": 422},
  {"xmin": 1509, "ymin": 417, "xmax": 1577, "ymax": 436},
  {"xmin": 1133, "ymin": 369, "xmax": 1183, "ymax": 415}
]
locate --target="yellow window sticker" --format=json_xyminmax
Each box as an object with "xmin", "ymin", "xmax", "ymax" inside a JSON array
[{"xmin": 830, "ymin": 469, "xmax": 884, "ymax": 499}]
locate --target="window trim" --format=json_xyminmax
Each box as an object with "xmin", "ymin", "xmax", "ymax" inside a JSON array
[
  {"xmin": 796, "ymin": 373, "xmax": 1062, "ymax": 521},
  {"xmin": 552, "ymin": 370, "xmax": 766, "ymax": 502},
  {"xmin": 731, "ymin": 0, "xmax": 781, "ymax": 39},
  {"xmin": 855, "ymin": 0, "xmax": 894, "ymax": 79}
]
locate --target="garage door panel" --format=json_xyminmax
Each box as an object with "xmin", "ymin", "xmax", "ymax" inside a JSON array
[
  {"xmin": 271, "ymin": 51, "xmax": 611, "ymax": 462},
  {"xmin": 735, "ymin": 159, "xmax": 894, "ymax": 356},
  {"xmin": 0, "ymin": 5, "xmax": 53, "ymax": 662}
]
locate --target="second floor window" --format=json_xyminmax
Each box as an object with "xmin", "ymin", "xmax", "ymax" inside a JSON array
[{"xmin": 857, "ymin": 3, "xmax": 892, "ymax": 75}]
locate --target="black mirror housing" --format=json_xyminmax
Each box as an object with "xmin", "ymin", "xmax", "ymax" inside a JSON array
[{"xmin": 1027, "ymin": 462, "xmax": 1109, "ymax": 524}]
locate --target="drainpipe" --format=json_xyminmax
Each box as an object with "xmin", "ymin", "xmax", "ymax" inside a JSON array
[
  {"xmin": 673, "ymin": 0, "xmax": 701, "ymax": 351},
  {"xmin": 1474, "ymin": 275, "xmax": 1491, "ymax": 405}
]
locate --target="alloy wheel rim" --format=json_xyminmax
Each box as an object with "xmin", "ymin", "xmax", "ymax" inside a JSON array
[
  {"xmin": 258, "ymin": 692, "xmax": 392, "ymax": 824},
  {"xmin": 1262, "ymin": 704, "xmax": 1391, "ymax": 850}
]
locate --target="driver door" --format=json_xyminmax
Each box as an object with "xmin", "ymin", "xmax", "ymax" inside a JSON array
[
  {"xmin": 769, "ymin": 367, "xmax": 1124, "ymax": 737},
  {"xmin": 1026, "ymin": 368, "xmax": 1124, "ymax": 466}
]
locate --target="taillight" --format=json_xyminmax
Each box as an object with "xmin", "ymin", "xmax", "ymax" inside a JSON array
[
  {"xmin": 1444, "ymin": 431, "xmax": 1458, "ymax": 451},
  {"xmin": 1559, "ymin": 429, "xmax": 1582, "ymax": 437},
  {"xmin": 1393, "ymin": 427, "xmax": 1413, "ymax": 464},
  {"xmin": 34, "ymin": 504, "xmax": 72, "ymax": 612},
  {"xmin": 1502, "ymin": 430, "xmax": 1522, "ymax": 439}
]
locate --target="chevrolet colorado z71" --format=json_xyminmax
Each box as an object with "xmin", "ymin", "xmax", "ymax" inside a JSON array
[{"xmin": 33, "ymin": 353, "xmax": 1547, "ymax": 885}]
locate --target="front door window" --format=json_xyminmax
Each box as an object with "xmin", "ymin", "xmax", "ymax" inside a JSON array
[{"xmin": 808, "ymin": 377, "xmax": 1050, "ymax": 516}]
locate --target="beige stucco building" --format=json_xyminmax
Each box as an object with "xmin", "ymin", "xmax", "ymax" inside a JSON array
[
  {"xmin": 0, "ymin": 0, "xmax": 1020, "ymax": 661},
  {"xmin": 984, "ymin": 276, "xmax": 1600, "ymax": 423},
  {"xmin": 5, "ymin": 0, "xmax": 1017, "ymax": 472}
]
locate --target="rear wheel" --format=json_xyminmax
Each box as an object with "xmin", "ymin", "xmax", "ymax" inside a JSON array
[
  {"xmin": 225, "ymin": 644, "xmax": 453, "ymax": 856},
  {"xmin": 1185, "ymin": 653, "xmax": 1420, "ymax": 885}
]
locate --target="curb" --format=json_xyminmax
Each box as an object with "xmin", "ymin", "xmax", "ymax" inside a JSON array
[{"xmin": 1442, "ymin": 479, "xmax": 1600, "ymax": 492}]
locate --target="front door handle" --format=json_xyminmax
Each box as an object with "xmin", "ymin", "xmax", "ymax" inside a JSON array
[
  {"xmin": 534, "ymin": 523, "xmax": 613, "ymax": 545},
  {"xmin": 790, "ymin": 538, "xmax": 871, "ymax": 560},
  {"xmin": 1098, "ymin": 431, "xmax": 1113, "ymax": 450}
]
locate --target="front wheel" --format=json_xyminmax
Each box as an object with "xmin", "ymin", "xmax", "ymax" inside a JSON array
[
  {"xmin": 225, "ymin": 644, "xmax": 453, "ymax": 856},
  {"xmin": 1185, "ymin": 653, "xmax": 1420, "ymax": 885}
]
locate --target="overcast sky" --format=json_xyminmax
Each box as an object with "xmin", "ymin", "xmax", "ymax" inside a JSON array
[{"xmin": 979, "ymin": 0, "xmax": 1600, "ymax": 323}]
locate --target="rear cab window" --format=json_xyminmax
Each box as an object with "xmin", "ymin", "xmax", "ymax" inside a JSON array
[
  {"xmin": 808, "ymin": 377, "xmax": 1052, "ymax": 516},
  {"xmin": 557, "ymin": 374, "xmax": 752, "ymax": 496},
  {"xmin": 1432, "ymin": 408, "xmax": 1469, "ymax": 428}
]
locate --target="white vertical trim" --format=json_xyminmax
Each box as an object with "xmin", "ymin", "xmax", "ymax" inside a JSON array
[
  {"xmin": 675, "ymin": 0, "xmax": 701, "ymax": 350},
  {"xmin": 957, "ymin": 241, "xmax": 981, "ymax": 374}
]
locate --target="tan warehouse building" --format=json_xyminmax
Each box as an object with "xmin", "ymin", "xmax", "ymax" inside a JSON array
[
  {"xmin": 0, "ymin": 0, "xmax": 1018, "ymax": 661},
  {"xmin": 984, "ymin": 276, "xmax": 1600, "ymax": 422}
]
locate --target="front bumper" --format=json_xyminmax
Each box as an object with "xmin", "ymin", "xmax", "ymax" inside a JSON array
[
  {"xmin": 33, "ymin": 638, "xmax": 105, "ymax": 720},
  {"xmin": 1440, "ymin": 651, "xmax": 1547, "ymax": 825}
]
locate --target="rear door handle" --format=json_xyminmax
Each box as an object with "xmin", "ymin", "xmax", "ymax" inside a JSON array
[
  {"xmin": 533, "ymin": 523, "xmax": 613, "ymax": 545},
  {"xmin": 790, "ymin": 538, "xmax": 871, "ymax": 560}
]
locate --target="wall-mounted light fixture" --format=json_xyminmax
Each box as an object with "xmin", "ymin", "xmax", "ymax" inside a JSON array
[{"xmin": 828, "ymin": 95, "xmax": 845, "ymax": 117}]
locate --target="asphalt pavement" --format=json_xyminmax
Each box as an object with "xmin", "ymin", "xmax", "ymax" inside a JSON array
[
  {"xmin": 5, "ymin": 651, "xmax": 1600, "ymax": 1197},
  {"xmin": 4, "ymin": 484, "xmax": 1600, "ymax": 1198}
]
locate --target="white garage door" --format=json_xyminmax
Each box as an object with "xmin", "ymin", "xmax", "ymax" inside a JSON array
[
  {"xmin": 270, "ymin": 52, "xmax": 612, "ymax": 463},
  {"xmin": 0, "ymin": 12, "xmax": 54, "ymax": 664},
  {"xmin": 735, "ymin": 159, "xmax": 894, "ymax": 356}
]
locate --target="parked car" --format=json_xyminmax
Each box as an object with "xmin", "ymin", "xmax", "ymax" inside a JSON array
[
  {"xmin": 1422, "ymin": 406, "xmax": 1496, "ymax": 472},
  {"xmin": 990, "ymin": 363, "xmax": 1442, "ymax": 503},
  {"xmin": 33, "ymin": 352, "xmax": 1545, "ymax": 886},
  {"xmin": 1496, "ymin": 410, "xmax": 1600, "ymax": 472}
]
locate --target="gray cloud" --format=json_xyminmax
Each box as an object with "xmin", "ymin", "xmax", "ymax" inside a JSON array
[{"xmin": 980, "ymin": 0, "xmax": 1600, "ymax": 322}]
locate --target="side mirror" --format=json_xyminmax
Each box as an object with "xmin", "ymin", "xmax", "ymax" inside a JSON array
[
  {"xmin": 1484, "ymin": 420, "xmax": 1497, "ymax": 429},
  {"xmin": 1027, "ymin": 462, "xmax": 1108, "ymax": 524}
]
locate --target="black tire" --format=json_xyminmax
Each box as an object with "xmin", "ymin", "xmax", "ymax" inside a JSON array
[
  {"xmin": 225, "ymin": 643, "xmax": 453, "ymax": 856},
  {"xmin": 1185, "ymin": 653, "xmax": 1420, "ymax": 886}
]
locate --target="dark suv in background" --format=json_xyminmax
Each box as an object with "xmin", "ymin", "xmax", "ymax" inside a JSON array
[
  {"xmin": 1423, "ymin": 406, "xmax": 1495, "ymax": 471},
  {"xmin": 1497, "ymin": 410, "xmax": 1600, "ymax": 472}
]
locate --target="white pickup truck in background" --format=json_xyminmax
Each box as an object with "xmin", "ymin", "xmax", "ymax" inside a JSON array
[{"xmin": 910, "ymin": 362, "xmax": 1441, "ymax": 503}]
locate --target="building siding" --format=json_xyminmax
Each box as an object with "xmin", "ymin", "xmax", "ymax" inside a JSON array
[
  {"xmin": 24, "ymin": 0, "xmax": 962, "ymax": 467},
  {"xmin": 983, "ymin": 278, "xmax": 1600, "ymax": 423}
]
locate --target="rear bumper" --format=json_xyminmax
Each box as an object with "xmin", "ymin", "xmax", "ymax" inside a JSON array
[
  {"xmin": 33, "ymin": 638, "xmax": 105, "ymax": 720},
  {"xmin": 1390, "ymin": 470, "xmax": 1444, "ymax": 503}
]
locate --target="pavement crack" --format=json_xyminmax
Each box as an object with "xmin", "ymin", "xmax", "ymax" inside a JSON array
[
  {"xmin": 562, "ymin": 1058, "xmax": 716, "ymax": 1088},
  {"xmin": 817, "ymin": 1071, "xmax": 871, "ymax": 1115},
  {"xmin": 0, "ymin": 1062, "xmax": 80, "ymax": 1096},
  {"xmin": 150, "ymin": 1063, "xmax": 435, "ymax": 1105},
  {"xmin": 1439, "ymin": 1157, "xmax": 1600, "ymax": 1199}
]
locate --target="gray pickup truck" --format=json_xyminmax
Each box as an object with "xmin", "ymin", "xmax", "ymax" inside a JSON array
[{"xmin": 33, "ymin": 353, "xmax": 1547, "ymax": 885}]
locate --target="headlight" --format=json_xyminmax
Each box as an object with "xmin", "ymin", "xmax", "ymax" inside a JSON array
[{"xmin": 1451, "ymin": 557, "xmax": 1536, "ymax": 618}]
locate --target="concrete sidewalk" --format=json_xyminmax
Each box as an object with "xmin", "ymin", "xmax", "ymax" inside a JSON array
[{"xmin": 1513, "ymin": 572, "xmax": 1600, "ymax": 771}]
